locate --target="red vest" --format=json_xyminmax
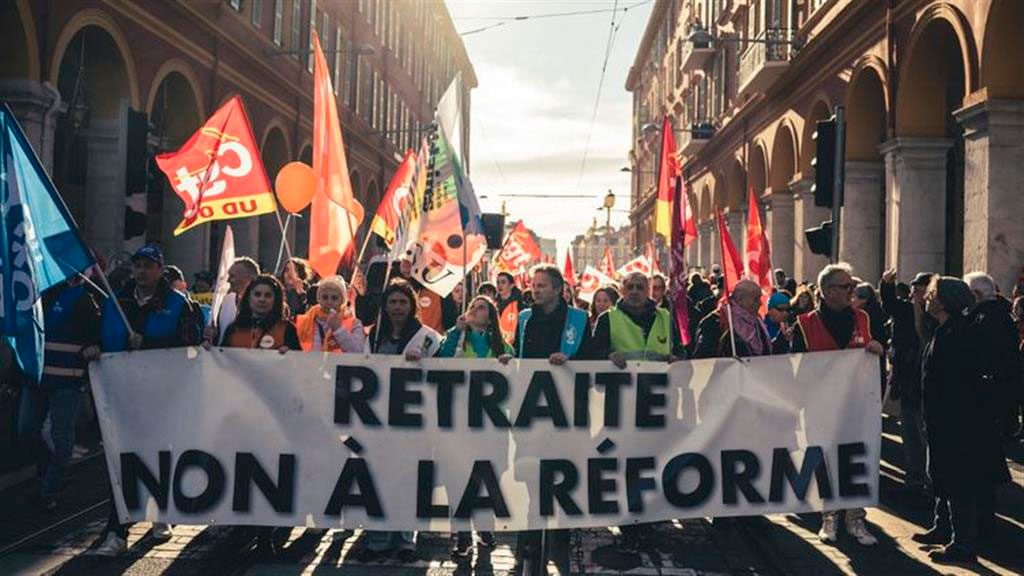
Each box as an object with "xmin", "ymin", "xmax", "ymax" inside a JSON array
[{"xmin": 797, "ymin": 308, "xmax": 871, "ymax": 351}]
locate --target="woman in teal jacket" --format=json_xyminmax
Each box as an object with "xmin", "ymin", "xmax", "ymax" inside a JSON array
[{"xmin": 436, "ymin": 295, "xmax": 511, "ymax": 557}]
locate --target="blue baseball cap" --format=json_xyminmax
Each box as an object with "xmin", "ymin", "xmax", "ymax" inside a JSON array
[
  {"xmin": 131, "ymin": 244, "xmax": 164, "ymax": 266},
  {"xmin": 768, "ymin": 292, "xmax": 790, "ymax": 310}
]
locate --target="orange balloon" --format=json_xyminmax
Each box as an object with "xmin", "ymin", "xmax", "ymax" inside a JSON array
[{"xmin": 275, "ymin": 162, "xmax": 317, "ymax": 214}]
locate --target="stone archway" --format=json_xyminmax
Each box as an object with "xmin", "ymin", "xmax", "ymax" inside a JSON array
[
  {"xmin": 841, "ymin": 63, "xmax": 887, "ymax": 281},
  {"xmin": 956, "ymin": 0, "xmax": 1024, "ymax": 291},
  {"xmin": 149, "ymin": 69, "xmax": 205, "ymax": 278},
  {"xmin": 52, "ymin": 21, "xmax": 137, "ymax": 263},
  {"xmin": 260, "ymin": 126, "xmax": 292, "ymax": 273},
  {"xmin": 768, "ymin": 120, "xmax": 798, "ymax": 276},
  {"xmin": 888, "ymin": 9, "xmax": 974, "ymax": 277},
  {"xmin": 0, "ymin": 0, "xmax": 57, "ymax": 173}
]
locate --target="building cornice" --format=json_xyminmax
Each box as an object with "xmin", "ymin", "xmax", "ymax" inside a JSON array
[{"xmin": 625, "ymin": 0, "xmax": 670, "ymax": 92}]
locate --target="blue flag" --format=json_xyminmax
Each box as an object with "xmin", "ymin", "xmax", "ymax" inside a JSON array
[{"xmin": 0, "ymin": 105, "xmax": 95, "ymax": 381}]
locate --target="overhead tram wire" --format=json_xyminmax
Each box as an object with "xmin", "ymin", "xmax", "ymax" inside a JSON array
[
  {"xmin": 457, "ymin": 1, "xmax": 651, "ymax": 36},
  {"xmin": 575, "ymin": 0, "xmax": 625, "ymax": 189}
]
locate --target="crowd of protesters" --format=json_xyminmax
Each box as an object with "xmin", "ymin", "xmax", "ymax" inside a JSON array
[{"xmin": 3, "ymin": 240, "xmax": 1022, "ymax": 568}]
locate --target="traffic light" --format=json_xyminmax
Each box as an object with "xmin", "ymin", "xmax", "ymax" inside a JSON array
[
  {"xmin": 805, "ymin": 220, "xmax": 833, "ymax": 257},
  {"xmin": 811, "ymin": 118, "xmax": 836, "ymax": 208}
]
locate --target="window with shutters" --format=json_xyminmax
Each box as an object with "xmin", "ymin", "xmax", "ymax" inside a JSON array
[
  {"xmin": 252, "ymin": 0, "xmax": 262, "ymax": 27},
  {"xmin": 290, "ymin": 0, "xmax": 301, "ymax": 60},
  {"xmin": 307, "ymin": 0, "xmax": 317, "ymax": 73}
]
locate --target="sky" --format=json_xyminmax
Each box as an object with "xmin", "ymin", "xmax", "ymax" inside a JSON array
[{"xmin": 445, "ymin": 0, "xmax": 653, "ymax": 257}]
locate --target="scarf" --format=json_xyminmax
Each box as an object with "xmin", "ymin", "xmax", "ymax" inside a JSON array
[{"xmin": 728, "ymin": 302, "xmax": 771, "ymax": 356}]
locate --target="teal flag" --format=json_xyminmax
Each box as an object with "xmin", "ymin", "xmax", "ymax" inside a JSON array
[{"xmin": 0, "ymin": 104, "xmax": 95, "ymax": 381}]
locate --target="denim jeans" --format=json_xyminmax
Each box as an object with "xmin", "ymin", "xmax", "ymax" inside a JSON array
[
  {"xmin": 17, "ymin": 384, "xmax": 82, "ymax": 498},
  {"xmin": 898, "ymin": 404, "xmax": 928, "ymax": 486}
]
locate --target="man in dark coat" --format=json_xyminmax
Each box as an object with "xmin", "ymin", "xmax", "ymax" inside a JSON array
[
  {"xmin": 913, "ymin": 277, "xmax": 1011, "ymax": 564},
  {"xmin": 963, "ymin": 272, "xmax": 1019, "ymax": 533},
  {"xmin": 880, "ymin": 270, "xmax": 934, "ymax": 491}
]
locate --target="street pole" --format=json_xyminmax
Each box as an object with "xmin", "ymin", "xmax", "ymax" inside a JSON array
[{"xmin": 830, "ymin": 106, "xmax": 846, "ymax": 263}]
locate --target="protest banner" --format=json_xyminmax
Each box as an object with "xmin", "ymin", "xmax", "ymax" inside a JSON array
[{"xmin": 90, "ymin": 349, "xmax": 881, "ymax": 532}]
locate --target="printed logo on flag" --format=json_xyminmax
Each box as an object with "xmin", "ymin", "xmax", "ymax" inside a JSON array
[{"xmin": 156, "ymin": 96, "xmax": 276, "ymax": 236}]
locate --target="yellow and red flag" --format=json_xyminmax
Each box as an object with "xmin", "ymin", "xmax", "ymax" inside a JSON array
[
  {"xmin": 309, "ymin": 33, "xmax": 364, "ymax": 278},
  {"xmin": 654, "ymin": 115, "xmax": 681, "ymax": 241},
  {"xmin": 156, "ymin": 95, "xmax": 275, "ymax": 236},
  {"xmin": 370, "ymin": 150, "xmax": 417, "ymax": 249},
  {"xmin": 746, "ymin": 187, "xmax": 773, "ymax": 314}
]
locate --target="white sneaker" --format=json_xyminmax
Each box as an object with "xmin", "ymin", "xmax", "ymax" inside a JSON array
[
  {"xmin": 151, "ymin": 523, "xmax": 173, "ymax": 541},
  {"xmin": 818, "ymin": 514, "xmax": 838, "ymax": 544},
  {"xmin": 846, "ymin": 517, "xmax": 878, "ymax": 546},
  {"xmin": 91, "ymin": 532, "xmax": 127, "ymax": 556}
]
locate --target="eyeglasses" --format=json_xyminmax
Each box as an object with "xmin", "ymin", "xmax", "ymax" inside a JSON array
[{"xmin": 829, "ymin": 283, "xmax": 855, "ymax": 291}]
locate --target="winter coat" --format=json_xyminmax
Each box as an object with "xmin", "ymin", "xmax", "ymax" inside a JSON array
[
  {"xmin": 921, "ymin": 313, "xmax": 1011, "ymax": 498},
  {"xmin": 968, "ymin": 299, "xmax": 1022, "ymax": 439}
]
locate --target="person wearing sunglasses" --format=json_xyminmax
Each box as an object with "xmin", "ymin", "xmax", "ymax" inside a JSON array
[{"xmin": 791, "ymin": 263, "xmax": 884, "ymax": 547}]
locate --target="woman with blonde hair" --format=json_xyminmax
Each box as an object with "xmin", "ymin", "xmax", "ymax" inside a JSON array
[{"xmin": 293, "ymin": 276, "xmax": 364, "ymax": 352}]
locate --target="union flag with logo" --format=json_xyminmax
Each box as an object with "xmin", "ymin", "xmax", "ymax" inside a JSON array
[
  {"xmin": 156, "ymin": 95, "xmax": 276, "ymax": 235},
  {"xmin": 494, "ymin": 220, "xmax": 542, "ymax": 274}
]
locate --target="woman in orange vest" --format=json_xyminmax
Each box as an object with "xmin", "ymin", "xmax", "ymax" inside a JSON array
[
  {"xmin": 217, "ymin": 274, "xmax": 300, "ymax": 353},
  {"xmin": 294, "ymin": 276, "xmax": 365, "ymax": 352}
]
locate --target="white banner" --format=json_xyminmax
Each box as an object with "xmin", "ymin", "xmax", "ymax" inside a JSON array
[{"xmin": 89, "ymin": 349, "xmax": 881, "ymax": 532}]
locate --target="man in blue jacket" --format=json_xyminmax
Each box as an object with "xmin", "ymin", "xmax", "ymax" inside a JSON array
[{"xmin": 93, "ymin": 245, "xmax": 203, "ymax": 556}]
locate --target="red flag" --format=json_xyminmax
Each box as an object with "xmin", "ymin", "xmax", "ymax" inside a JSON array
[
  {"xmin": 681, "ymin": 185, "xmax": 697, "ymax": 247},
  {"xmin": 655, "ymin": 115, "xmax": 680, "ymax": 240},
  {"xmin": 746, "ymin": 188, "xmax": 773, "ymax": 315},
  {"xmin": 370, "ymin": 150, "xmax": 416, "ymax": 248},
  {"xmin": 309, "ymin": 33, "xmax": 364, "ymax": 278},
  {"xmin": 599, "ymin": 246, "xmax": 615, "ymax": 278},
  {"xmin": 156, "ymin": 95, "xmax": 276, "ymax": 236},
  {"xmin": 717, "ymin": 210, "xmax": 744, "ymax": 302},
  {"xmin": 563, "ymin": 250, "xmax": 576, "ymax": 287},
  {"xmin": 495, "ymin": 221, "xmax": 541, "ymax": 273},
  {"xmin": 670, "ymin": 179, "xmax": 691, "ymax": 345}
]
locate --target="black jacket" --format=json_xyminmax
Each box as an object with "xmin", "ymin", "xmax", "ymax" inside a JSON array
[
  {"xmin": 921, "ymin": 314, "xmax": 1011, "ymax": 497},
  {"xmin": 880, "ymin": 281, "xmax": 923, "ymax": 406},
  {"xmin": 969, "ymin": 299, "xmax": 1022, "ymax": 437},
  {"xmin": 512, "ymin": 300, "xmax": 592, "ymax": 359}
]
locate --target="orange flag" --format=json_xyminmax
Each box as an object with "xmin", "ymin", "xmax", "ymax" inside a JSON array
[
  {"xmin": 717, "ymin": 210, "xmax": 744, "ymax": 303},
  {"xmin": 156, "ymin": 95, "xmax": 276, "ymax": 235},
  {"xmin": 746, "ymin": 188, "xmax": 773, "ymax": 315},
  {"xmin": 309, "ymin": 33, "xmax": 364, "ymax": 278}
]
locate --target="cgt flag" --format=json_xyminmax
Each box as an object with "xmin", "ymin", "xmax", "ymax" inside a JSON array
[
  {"xmin": 0, "ymin": 105, "xmax": 95, "ymax": 381},
  {"xmin": 494, "ymin": 221, "xmax": 541, "ymax": 274},
  {"xmin": 370, "ymin": 150, "xmax": 417, "ymax": 249},
  {"xmin": 617, "ymin": 255, "xmax": 652, "ymax": 278},
  {"xmin": 577, "ymin": 265, "xmax": 616, "ymax": 304},
  {"xmin": 156, "ymin": 95, "xmax": 275, "ymax": 236}
]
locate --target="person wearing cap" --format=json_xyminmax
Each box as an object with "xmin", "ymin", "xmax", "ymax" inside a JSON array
[
  {"xmin": 94, "ymin": 244, "xmax": 203, "ymax": 556},
  {"xmin": 879, "ymin": 269, "xmax": 935, "ymax": 494},
  {"xmin": 913, "ymin": 276, "xmax": 1011, "ymax": 564},
  {"xmin": 791, "ymin": 263, "xmax": 883, "ymax": 547},
  {"xmin": 765, "ymin": 291, "xmax": 794, "ymax": 354}
]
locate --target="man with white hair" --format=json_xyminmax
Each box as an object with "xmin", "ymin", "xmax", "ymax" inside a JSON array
[
  {"xmin": 791, "ymin": 263, "xmax": 884, "ymax": 546},
  {"xmin": 962, "ymin": 271, "xmax": 1019, "ymax": 535}
]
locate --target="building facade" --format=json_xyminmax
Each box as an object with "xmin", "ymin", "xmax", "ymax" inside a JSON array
[
  {"xmin": 627, "ymin": 0, "xmax": 1023, "ymax": 291},
  {"xmin": 2, "ymin": 0, "xmax": 475, "ymax": 279},
  {"xmin": 571, "ymin": 222, "xmax": 635, "ymax": 275}
]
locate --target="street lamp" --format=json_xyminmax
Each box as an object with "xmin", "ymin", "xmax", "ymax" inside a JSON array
[{"xmin": 602, "ymin": 190, "xmax": 616, "ymax": 232}]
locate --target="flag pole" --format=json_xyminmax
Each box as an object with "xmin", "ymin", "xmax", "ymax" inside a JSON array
[
  {"xmin": 725, "ymin": 298, "xmax": 738, "ymax": 358},
  {"xmin": 274, "ymin": 211, "xmax": 293, "ymax": 275},
  {"xmin": 347, "ymin": 223, "xmax": 373, "ymax": 286},
  {"xmin": 94, "ymin": 266, "xmax": 136, "ymax": 339}
]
